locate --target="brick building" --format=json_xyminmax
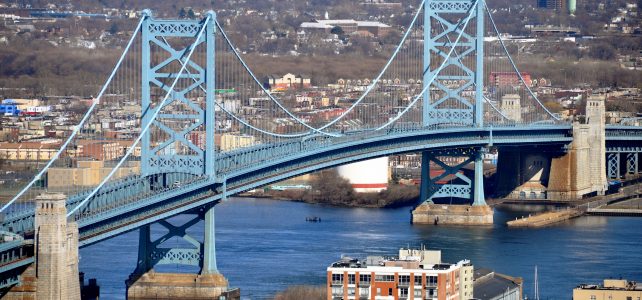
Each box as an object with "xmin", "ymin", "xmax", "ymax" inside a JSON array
[
  {"xmin": 327, "ymin": 248, "xmax": 473, "ymax": 300},
  {"xmin": 488, "ymin": 72, "xmax": 532, "ymax": 87}
]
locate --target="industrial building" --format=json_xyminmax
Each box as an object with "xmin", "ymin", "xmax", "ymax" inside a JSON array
[
  {"xmin": 573, "ymin": 279, "xmax": 642, "ymax": 300},
  {"xmin": 327, "ymin": 248, "xmax": 473, "ymax": 300}
]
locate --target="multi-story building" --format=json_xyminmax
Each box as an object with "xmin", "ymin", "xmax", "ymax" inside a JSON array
[
  {"xmin": 0, "ymin": 141, "xmax": 60, "ymax": 160},
  {"xmin": 573, "ymin": 279, "xmax": 642, "ymax": 300},
  {"xmin": 488, "ymin": 72, "xmax": 532, "ymax": 87},
  {"xmin": 327, "ymin": 248, "xmax": 472, "ymax": 300},
  {"xmin": 219, "ymin": 133, "xmax": 256, "ymax": 151},
  {"xmin": 47, "ymin": 160, "xmax": 139, "ymax": 190}
]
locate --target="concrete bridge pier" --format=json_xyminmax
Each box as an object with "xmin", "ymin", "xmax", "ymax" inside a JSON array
[
  {"xmin": 412, "ymin": 148, "xmax": 493, "ymax": 225},
  {"xmin": 4, "ymin": 193, "xmax": 81, "ymax": 300},
  {"xmin": 548, "ymin": 96, "xmax": 607, "ymax": 199},
  {"xmin": 126, "ymin": 203, "xmax": 239, "ymax": 300}
]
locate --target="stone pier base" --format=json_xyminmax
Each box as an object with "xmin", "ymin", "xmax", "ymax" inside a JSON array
[
  {"xmin": 126, "ymin": 271, "xmax": 239, "ymax": 300},
  {"xmin": 412, "ymin": 204, "xmax": 494, "ymax": 225}
]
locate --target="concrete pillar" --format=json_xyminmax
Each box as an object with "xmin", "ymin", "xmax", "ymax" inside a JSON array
[
  {"xmin": 546, "ymin": 96, "xmax": 606, "ymax": 199},
  {"xmin": 548, "ymin": 125, "xmax": 592, "ymax": 200},
  {"xmin": 500, "ymin": 94, "xmax": 521, "ymax": 123},
  {"xmin": 35, "ymin": 193, "xmax": 80, "ymax": 300},
  {"xmin": 586, "ymin": 96, "xmax": 607, "ymax": 194}
]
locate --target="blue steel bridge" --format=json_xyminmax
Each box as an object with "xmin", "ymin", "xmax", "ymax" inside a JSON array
[{"xmin": 1, "ymin": 0, "xmax": 642, "ymax": 292}]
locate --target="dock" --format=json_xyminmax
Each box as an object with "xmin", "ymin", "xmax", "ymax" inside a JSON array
[{"xmin": 507, "ymin": 208, "xmax": 584, "ymax": 228}]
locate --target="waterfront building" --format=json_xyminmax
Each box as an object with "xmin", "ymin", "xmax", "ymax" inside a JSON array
[
  {"xmin": 327, "ymin": 248, "xmax": 472, "ymax": 300},
  {"xmin": 573, "ymin": 279, "xmax": 642, "ymax": 300},
  {"xmin": 472, "ymin": 268, "xmax": 523, "ymax": 300}
]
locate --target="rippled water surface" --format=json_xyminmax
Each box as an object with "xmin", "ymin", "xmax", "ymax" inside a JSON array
[{"xmin": 80, "ymin": 198, "xmax": 642, "ymax": 299}]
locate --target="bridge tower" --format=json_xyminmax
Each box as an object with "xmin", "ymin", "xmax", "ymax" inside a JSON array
[
  {"xmin": 129, "ymin": 10, "xmax": 237, "ymax": 299},
  {"xmin": 418, "ymin": 0, "xmax": 489, "ymax": 216}
]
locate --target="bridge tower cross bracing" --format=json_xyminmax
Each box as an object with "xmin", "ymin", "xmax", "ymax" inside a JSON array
[
  {"xmin": 420, "ymin": 0, "xmax": 486, "ymax": 206},
  {"xmin": 135, "ymin": 10, "xmax": 220, "ymax": 276}
]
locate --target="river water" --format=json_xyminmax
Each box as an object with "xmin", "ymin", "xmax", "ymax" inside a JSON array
[{"xmin": 79, "ymin": 197, "xmax": 642, "ymax": 300}]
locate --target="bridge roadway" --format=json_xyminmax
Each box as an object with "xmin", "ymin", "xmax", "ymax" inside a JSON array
[{"xmin": 0, "ymin": 124, "xmax": 641, "ymax": 288}]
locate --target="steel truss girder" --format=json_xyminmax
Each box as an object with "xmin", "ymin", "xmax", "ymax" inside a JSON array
[
  {"xmin": 420, "ymin": 147, "xmax": 485, "ymax": 204},
  {"xmin": 626, "ymin": 153, "xmax": 638, "ymax": 174},
  {"xmin": 141, "ymin": 14, "xmax": 216, "ymax": 178},
  {"xmin": 423, "ymin": 0, "xmax": 483, "ymax": 127},
  {"xmin": 135, "ymin": 204, "xmax": 217, "ymax": 274},
  {"xmin": 607, "ymin": 153, "xmax": 620, "ymax": 179}
]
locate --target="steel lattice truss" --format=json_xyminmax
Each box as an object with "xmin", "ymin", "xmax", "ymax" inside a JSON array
[
  {"xmin": 423, "ymin": 0, "xmax": 484, "ymax": 126},
  {"xmin": 142, "ymin": 18, "xmax": 216, "ymax": 177}
]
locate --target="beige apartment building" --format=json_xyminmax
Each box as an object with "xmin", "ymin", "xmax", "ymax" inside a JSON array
[
  {"xmin": 47, "ymin": 160, "xmax": 139, "ymax": 190},
  {"xmin": 0, "ymin": 141, "xmax": 59, "ymax": 160},
  {"xmin": 573, "ymin": 279, "xmax": 642, "ymax": 300},
  {"xmin": 219, "ymin": 134, "xmax": 255, "ymax": 151}
]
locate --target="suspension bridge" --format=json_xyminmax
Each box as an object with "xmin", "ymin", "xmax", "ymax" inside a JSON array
[{"xmin": 0, "ymin": 0, "xmax": 641, "ymax": 298}]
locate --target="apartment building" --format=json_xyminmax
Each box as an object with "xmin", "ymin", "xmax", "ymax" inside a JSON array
[
  {"xmin": 327, "ymin": 248, "xmax": 473, "ymax": 300},
  {"xmin": 573, "ymin": 279, "xmax": 642, "ymax": 300}
]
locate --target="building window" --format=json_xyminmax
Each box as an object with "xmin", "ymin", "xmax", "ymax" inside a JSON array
[
  {"xmin": 332, "ymin": 273, "xmax": 343, "ymax": 285},
  {"xmin": 399, "ymin": 287, "xmax": 409, "ymax": 297},
  {"xmin": 399, "ymin": 275, "xmax": 410, "ymax": 286},
  {"xmin": 414, "ymin": 275, "xmax": 423, "ymax": 285},
  {"xmin": 331, "ymin": 286, "xmax": 342, "ymax": 296},
  {"xmin": 426, "ymin": 288, "xmax": 436, "ymax": 297},
  {"xmin": 348, "ymin": 287, "xmax": 355, "ymax": 295},
  {"xmin": 375, "ymin": 275, "xmax": 395, "ymax": 282},
  {"xmin": 388, "ymin": 288, "xmax": 393, "ymax": 296},
  {"xmin": 427, "ymin": 275, "xmax": 438, "ymax": 286},
  {"xmin": 414, "ymin": 289, "xmax": 422, "ymax": 298},
  {"xmin": 348, "ymin": 274, "xmax": 356, "ymax": 284},
  {"xmin": 359, "ymin": 274, "xmax": 371, "ymax": 284}
]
